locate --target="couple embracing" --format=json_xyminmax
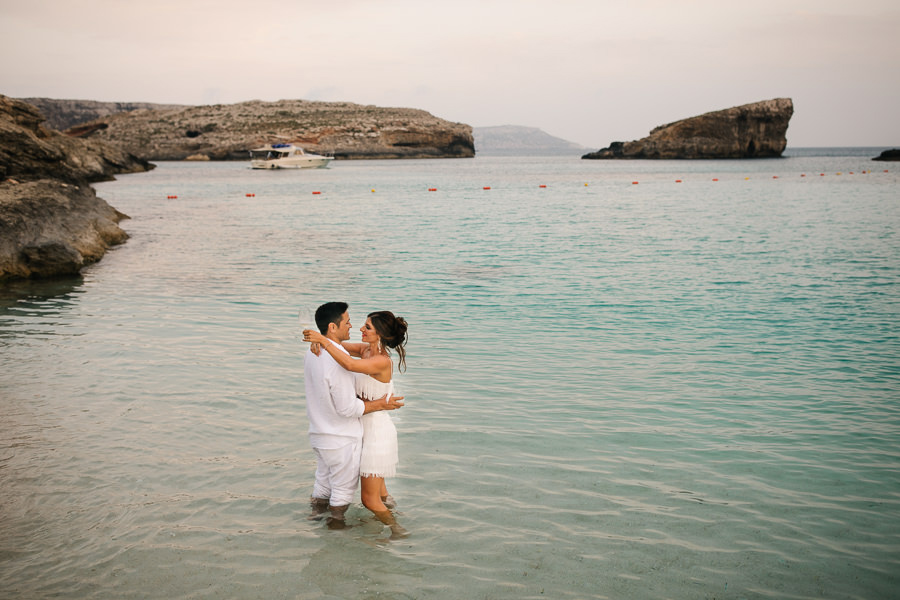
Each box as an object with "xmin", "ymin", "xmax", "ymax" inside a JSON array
[{"xmin": 302, "ymin": 301, "xmax": 409, "ymax": 538}]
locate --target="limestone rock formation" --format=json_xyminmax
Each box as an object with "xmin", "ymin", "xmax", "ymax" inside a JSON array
[
  {"xmin": 0, "ymin": 180, "xmax": 128, "ymax": 279},
  {"xmin": 53, "ymin": 99, "xmax": 475, "ymax": 161},
  {"xmin": 1, "ymin": 96, "xmax": 153, "ymax": 184},
  {"xmin": 583, "ymin": 98, "xmax": 793, "ymax": 159},
  {"xmin": 0, "ymin": 95, "xmax": 149, "ymax": 280},
  {"xmin": 872, "ymin": 149, "xmax": 900, "ymax": 161}
]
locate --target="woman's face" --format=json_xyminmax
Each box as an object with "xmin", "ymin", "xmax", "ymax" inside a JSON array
[{"xmin": 361, "ymin": 318, "xmax": 380, "ymax": 344}]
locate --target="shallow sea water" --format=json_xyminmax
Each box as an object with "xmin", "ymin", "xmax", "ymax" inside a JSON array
[{"xmin": 1, "ymin": 152, "xmax": 899, "ymax": 599}]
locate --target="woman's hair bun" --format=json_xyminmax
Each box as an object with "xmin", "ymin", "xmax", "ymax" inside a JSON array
[{"xmin": 368, "ymin": 311, "xmax": 408, "ymax": 371}]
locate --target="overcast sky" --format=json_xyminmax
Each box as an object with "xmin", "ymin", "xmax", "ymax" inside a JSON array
[{"xmin": 2, "ymin": 0, "xmax": 897, "ymax": 147}]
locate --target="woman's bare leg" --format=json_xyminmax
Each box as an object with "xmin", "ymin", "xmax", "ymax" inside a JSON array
[
  {"xmin": 378, "ymin": 480, "xmax": 396, "ymax": 508},
  {"xmin": 360, "ymin": 475, "xmax": 387, "ymax": 513},
  {"xmin": 361, "ymin": 475, "xmax": 408, "ymax": 539}
]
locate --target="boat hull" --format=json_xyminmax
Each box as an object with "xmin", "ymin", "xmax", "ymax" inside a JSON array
[{"xmin": 250, "ymin": 157, "xmax": 333, "ymax": 169}]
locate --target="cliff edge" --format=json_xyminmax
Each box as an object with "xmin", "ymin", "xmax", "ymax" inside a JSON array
[
  {"xmin": 583, "ymin": 98, "xmax": 793, "ymax": 159},
  {"xmin": 0, "ymin": 95, "xmax": 152, "ymax": 280}
]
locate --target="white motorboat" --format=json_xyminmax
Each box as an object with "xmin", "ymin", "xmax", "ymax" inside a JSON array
[{"xmin": 249, "ymin": 144, "xmax": 333, "ymax": 169}]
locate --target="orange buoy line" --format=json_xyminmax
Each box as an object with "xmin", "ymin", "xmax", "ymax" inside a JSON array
[{"xmin": 254, "ymin": 168, "xmax": 891, "ymax": 198}]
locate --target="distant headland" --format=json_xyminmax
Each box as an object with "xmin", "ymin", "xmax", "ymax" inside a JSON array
[
  {"xmin": 22, "ymin": 98, "xmax": 475, "ymax": 161},
  {"xmin": 583, "ymin": 98, "xmax": 794, "ymax": 160}
]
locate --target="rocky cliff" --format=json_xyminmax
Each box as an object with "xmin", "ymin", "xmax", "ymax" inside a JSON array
[
  {"xmin": 583, "ymin": 98, "xmax": 793, "ymax": 159},
  {"xmin": 1, "ymin": 95, "xmax": 151, "ymax": 280},
  {"xmin": 51, "ymin": 98, "xmax": 474, "ymax": 161}
]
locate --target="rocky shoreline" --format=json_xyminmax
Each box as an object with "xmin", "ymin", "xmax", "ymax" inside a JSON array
[
  {"xmin": 1, "ymin": 95, "xmax": 152, "ymax": 280},
  {"xmin": 583, "ymin": 98, "xmax": 794, "ymax": 159}
]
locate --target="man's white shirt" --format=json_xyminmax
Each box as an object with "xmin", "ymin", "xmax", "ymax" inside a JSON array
[{"xmin": 304, "ymin": 342, "xmax": 364, "ymax": 449}]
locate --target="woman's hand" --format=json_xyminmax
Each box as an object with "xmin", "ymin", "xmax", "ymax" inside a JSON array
[
  {"xmin": 361, "ymin": 394, "xmax": 405, "ymax": 414},
  {"xmin": 303, "ymin": 329, "xmax": 326, "ymax": 344}
]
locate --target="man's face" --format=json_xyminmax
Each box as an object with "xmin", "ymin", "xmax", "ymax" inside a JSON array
[{"xmin": 336, "ymin": 311, "xmax": 352, "ymax": 342}]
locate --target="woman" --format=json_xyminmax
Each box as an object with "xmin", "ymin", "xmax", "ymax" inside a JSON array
[{"xmin": 303, "ymin": 310, "xmax": 409, "ymax": 538}]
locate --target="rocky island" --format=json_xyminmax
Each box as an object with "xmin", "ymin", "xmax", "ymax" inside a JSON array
[
  {"xmin": 28, "ymin": 98, "xmax": 475, "ymax": 161},
  {"xmin": 872, "ymin": 149, "xmax": 900, "ymax": 161},
  {"xmin": 1, "ymin": 95, "xmax": 152, "ymax": 280},
  {"xmin": 583, "ymin": 98, "xmax": 793, "ymax": 159}
]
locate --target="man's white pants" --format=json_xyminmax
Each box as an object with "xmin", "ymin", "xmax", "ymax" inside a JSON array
[{"xmin": 312, "ymin": 440, "xmax": 362, "ymax": 507}]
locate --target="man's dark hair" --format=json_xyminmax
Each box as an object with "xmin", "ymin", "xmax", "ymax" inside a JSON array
[{"xmin": 315, "ymin": 302, "xmax": 348, "ymax": 334}]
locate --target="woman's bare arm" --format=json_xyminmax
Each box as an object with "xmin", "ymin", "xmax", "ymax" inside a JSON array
[{"xmin": 303, "ymin": 330, "xmax": 390, "ymax": 378}]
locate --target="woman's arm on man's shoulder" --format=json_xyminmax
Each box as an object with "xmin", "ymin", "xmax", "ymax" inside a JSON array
[{"xmin": 341, "ymin": 342, "xmax": 367, "ymax": 357}]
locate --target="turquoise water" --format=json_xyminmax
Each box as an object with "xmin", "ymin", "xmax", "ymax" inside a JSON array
[{"xmin": 1, "ymin": 153, "xmax": 899, "ymax": 599}]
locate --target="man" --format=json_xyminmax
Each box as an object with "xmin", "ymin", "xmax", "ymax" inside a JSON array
[{"xmin": 303, "ymin": 301, "xmax": 403, "ymax": 527}]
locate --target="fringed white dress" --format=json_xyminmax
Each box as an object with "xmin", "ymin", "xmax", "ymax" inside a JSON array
[{"xmin": 355, "ymin": 372, "xmax": 399, "ymax": 478}]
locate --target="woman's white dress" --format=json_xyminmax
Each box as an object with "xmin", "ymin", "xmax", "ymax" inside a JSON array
[{"xmin": 355, "ymin": 372, "xmax": 399, "ymax": 478}]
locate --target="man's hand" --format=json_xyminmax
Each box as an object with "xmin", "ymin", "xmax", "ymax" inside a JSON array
[
  {"xmin": 310, "ymin": 342, "xmax": 322, "ymax": 356},
  {"xmin": 362, "ymin": 393, "xmax": 405, "ymax": 414}
]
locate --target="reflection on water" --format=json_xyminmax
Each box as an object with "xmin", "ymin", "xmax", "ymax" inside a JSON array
[
  {"xmin": 0, "ymin": 275, "xmax": 84, "ymax": 310},
  {"xmin": 0, "ymin": 276, "xmax": 85, "ymax": 340}
]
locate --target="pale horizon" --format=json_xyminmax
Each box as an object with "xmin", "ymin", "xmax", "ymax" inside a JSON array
[{"xmin": 1, "ymin": 0, "xmax": 898, "ymax": 148}]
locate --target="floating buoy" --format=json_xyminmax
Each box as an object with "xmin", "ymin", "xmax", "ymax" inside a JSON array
[
  {"xmin": 584, "ymin": 183, "xmax": 589, "ymax": 186},
  {"xmin": 167, "ymin": 195, "xmax": 178, "ymax": 199},
  {"xmin": 820, "ymin": 173, "xmax": 825, "ymax": 176},
  {"xmin": 712, "ymin": 178, "xmax": 719, "ymax": 182},
  {"xmin": 632, "ymin": 181, "xmax": 639, "ymax": 185},
  {"xmin": 428, "ymin": 188, "xmax": 437, "ymax": 192},
  {"xmin": 483, "ymin": 186, "xmax": 491, "ymax": 190},
  {"xmin": 801, "ymin": 174, "xmax": 806, "ymax": 177},
  {"xmin": 675, "ymin": 179, "xmax": 682, "ymax": 183},
  {"xmin": 773, "ymin": 176, "xmax": 778, "ymax": 179},
  {"xmin": 745, "ymin": 177, "xmax": 750, "ymax": 180},
  {"xmin": 371, "ymin": 189, "xmax": 376, "ymax": 193},
  {"xmin": 245, "ymin": 193, "xmax": 255, "ymax": 197},
  {"xmin": 312, "ymin": 191, "xmax": 322, "ymax": 195},
  {"xmin": 539, "ymin": 184, "xmax": 547, "ymax": 188},
  {"xmin": 836, "ymin": 172, "xmax": 842, "ymax": 176}
]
